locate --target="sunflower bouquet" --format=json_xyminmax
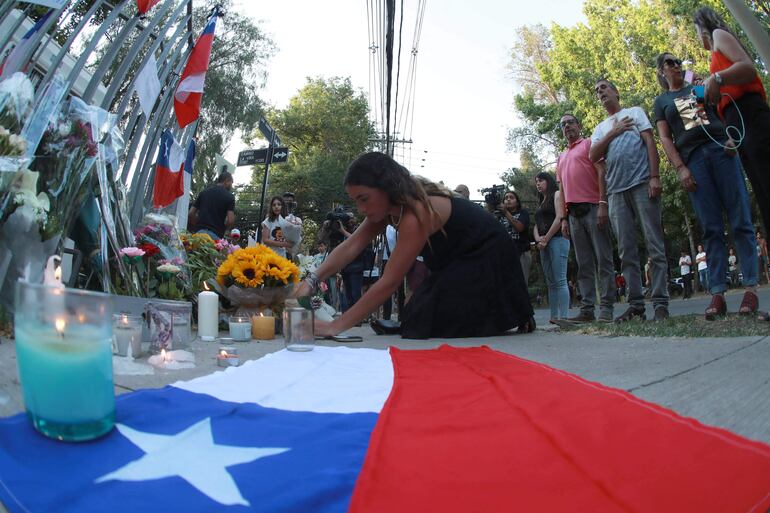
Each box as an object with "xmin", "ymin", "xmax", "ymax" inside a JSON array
[{"xmin": 216, "ymin": 245, "xmax": 300, "ymax": 316}]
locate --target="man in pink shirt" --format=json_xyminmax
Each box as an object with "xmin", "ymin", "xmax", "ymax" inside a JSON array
[{"xmin": 557, "ymin": 113, "xmax": 615, "ymax": 323}]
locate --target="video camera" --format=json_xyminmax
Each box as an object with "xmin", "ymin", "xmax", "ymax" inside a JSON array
[
  {"xmin": 326, "ymin": 207, "xmax": 350, "ymax": 230},
  {"xmin": 480, "ymin": 185, "xmax": 507, "ymax": 216}
]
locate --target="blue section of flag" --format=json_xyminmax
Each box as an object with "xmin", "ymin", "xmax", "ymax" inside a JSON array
[
  {"xmin": 0, "ymin": 387, "xmax": 377, "ymax": 513},
  {"xmin": 202, "ymin": 10, "xmax": 218, "ymax": 36},
  {"xmin": 185, "ymin": 138, "xmax": 195, "ymax": 175},
  {"xmin": 23, "ymin": 10, "xmax": 53, "ymax": 41},
  {"xmin": 156, "ymin": 129, "xmax": 173, "ymax": 170}
]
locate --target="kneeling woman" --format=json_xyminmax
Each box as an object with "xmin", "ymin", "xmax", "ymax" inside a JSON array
[{"xmin": 296, "ymin": 152, "xmax": 535, "ymax": 339}]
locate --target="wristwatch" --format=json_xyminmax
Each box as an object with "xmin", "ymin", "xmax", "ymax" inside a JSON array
[{"xmin": 713, "ymin": 72, "xmax": 724, "ymax": 86}]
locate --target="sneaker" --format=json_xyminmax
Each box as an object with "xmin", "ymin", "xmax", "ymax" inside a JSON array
[
  {"xmin": 597, "ymin": 314, "xmax": 614, "ymax": 324},
  {"xmin": 653, "ymin": 307, "xmax": 669, "ymax": 321},
  {"xmin": 566, "ymin": 311, "xmax": 595, "ymax": 324},
  {"xmin": 705, "ymin": 294, "xmax": 727, "ymax": 321},
  {"xmin": 738, "ymin": 290, "xmax": 758, "ymax": 315},
  {"xmin": 614, "ymin": 306, "xmax": 646, "ymax": 323}
]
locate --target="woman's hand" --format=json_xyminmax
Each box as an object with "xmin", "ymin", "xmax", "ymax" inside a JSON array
[
  {"xmin": 704, "ymin": 76, "xmax": 721, "ymax": 106},
  {"xmin": 537, "ymin": 239, "xmax": 548, "ymax": 250},
  {"xmin": 724, "ymin": 137, "xmax": 738, "ymax": 156},
  {"xmin": 293, "ymin": 279, "xmax": 313, "ymax": 298},
  {"xmin": 314, "ymin": 319, "xmax": 339, "ymax": 337},
  {"xmin": 677, "ymin": 166, "xmax": 697, "ymax": 193}
]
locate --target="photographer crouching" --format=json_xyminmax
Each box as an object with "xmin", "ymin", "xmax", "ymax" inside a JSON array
[{"xmin": 319, "ymin": 208, "xmax": 367, "ymax": 312}]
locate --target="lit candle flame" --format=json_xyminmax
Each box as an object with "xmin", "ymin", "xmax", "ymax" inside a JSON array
[
  {"xmin": 54, "ymin": 266, "xmax": 61, "ymax": 282},
  {"xmin": 203, "ymin": 282, "xmax": 210, "ymax": 291},
  {"xmin": 161, "ymin": 348, "xmax": 167, "ymax": 362},
  {"xmin": 121, "ymin": 314, "xmax": 129, "ymax": 326},
  {"xmin": 220, "ymin": 350, "xmax": 227, "ymax": 357},
  {"xmin": 55, "ymin": 318, "xmax": 66, "ymax": 334}
]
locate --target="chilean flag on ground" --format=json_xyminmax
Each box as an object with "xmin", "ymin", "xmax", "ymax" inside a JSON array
[
  {"xmin": 1, "ymin": 345, "xmax": 770, "ymax": 512},
  {"xmin": 173, "ymin": 8, "xmax": 219, "ymax": 129},
  {"xmin": 152, "ymin": 130, "xmax": 186, "ymax": 209}
]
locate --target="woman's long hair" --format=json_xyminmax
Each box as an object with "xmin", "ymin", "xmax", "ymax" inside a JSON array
[
  {"xmin": 505, "ymin": 190, "xmax": 522, "ymax": 213},
  {"xmin": 344, "ymin": 152, "xmax": 451, "ymax": 233},
  {"xmin": 693, "ymin": 7, "xmax": 751, "ymax": 56},
  {"xmin": 267, "ymin": 196, "xmax": 283, "ymax": 222},
  {"xmin": 535, "ymin": 172, "xmax": 558, "ymax": 206}
]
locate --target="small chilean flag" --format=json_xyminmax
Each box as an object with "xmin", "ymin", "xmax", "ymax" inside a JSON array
[
  {"xmin": 173, "ymin": 9, "xmax": 219, "ymax": 129},
  {"xmin": 152, "ymin": 130, "xmax": 185, "ymax": 208},
  {"xmin": 136, "ymin": 0, "xmax": 161, "ymax": 15}
]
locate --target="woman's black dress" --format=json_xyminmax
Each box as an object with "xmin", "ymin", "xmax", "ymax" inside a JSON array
[{"xmin": 400, "ymin": 196, "xmax": 533, "ymax": 339}]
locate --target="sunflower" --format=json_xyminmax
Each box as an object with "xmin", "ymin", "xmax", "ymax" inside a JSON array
[
  {"xmin": 232, "ymin": 260, "xmax": 264, "ymax": 287},
  {"xmin": 216, "ymin": 244, "xmax": 300, "ymax": 288}
]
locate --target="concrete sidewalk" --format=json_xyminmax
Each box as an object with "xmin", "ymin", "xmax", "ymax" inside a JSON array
[{"xmin": 1, "ymin": 287, "xmax": 769, "ymax": 446}]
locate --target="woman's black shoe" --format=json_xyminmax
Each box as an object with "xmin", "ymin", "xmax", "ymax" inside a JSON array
[
  {"xmin": 370, "ymin": 318, "xmax": 401, "ymax": 335},
  {"xmin": 517, "ymin": 316, "xmax": 536, "ymax": 334}
]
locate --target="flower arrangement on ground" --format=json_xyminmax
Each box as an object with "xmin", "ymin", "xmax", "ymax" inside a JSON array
[
  {"xmin": 182, "ymin": 232, "xmax": 239, "ymax": 296},
  {"xmin": 216, "ymin": 245, "xmax": 300, "ymax": 317},
  {"xmin": 295, "ymin": 253, "xmax": 336, "ymax": 321},
  {"xmin": 125, "ymin": 212, "xmax": 190, "ymax": 300}
]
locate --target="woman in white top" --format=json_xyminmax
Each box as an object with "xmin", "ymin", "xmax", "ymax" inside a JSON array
[{"xmin": 261, "ymin": 196, "xmax": 292, "ymax": 258}]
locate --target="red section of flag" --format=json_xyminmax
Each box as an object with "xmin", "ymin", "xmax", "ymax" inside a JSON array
[
  {"xmin": 173, "ymin": 11, "xmax": 218, "ymax": 128},
  {"xmin": 136, "ymin": 0, "xmax": 161, "ymax": 15},
  {"xmin": 350, "ymin": 345, "xmax": 770, "ymax": 513}
]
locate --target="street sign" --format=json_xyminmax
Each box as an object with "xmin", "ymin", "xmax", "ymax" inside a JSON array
[
  {"xmin": 258, "ymin": 117, "xmax": 281, "ymax": 146},
  {"xmin": 237, "ymin": 147, "xmax": 290, "ymax": 166}
]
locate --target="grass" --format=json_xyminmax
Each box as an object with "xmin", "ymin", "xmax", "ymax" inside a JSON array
[{"xmin": 558, "ymin": 313, "xmax": 770, "ymax": 338}]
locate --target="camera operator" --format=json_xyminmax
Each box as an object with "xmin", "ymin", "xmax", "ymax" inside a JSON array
[
  {"xmin": 318, "ymin": 210, "xmax": 366, "ymax": 312},
  {"xmin": 497, "ymin": 190, "xmax": 531, "ymax": 284}
]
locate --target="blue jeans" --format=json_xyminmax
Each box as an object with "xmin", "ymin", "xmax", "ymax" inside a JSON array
[
  {"xmin": 608, "ymin": 182, "xmax": 669, "ymax": 311},
  {"xmin": 341, "ymin": 269, "xmax": 363, "ymax": 312},
  {"xmin": 698, "ymin": 268, "xmax": 709, "ymax": 292},
  {"xmin": 687, "ymin": 142, "xmax": 758, "ymax": 294},
  {"xmin": 196, "ymin": 228, "xmax": 220, "ymax": 240},
  {"xmin": 540, "ymin": 236, "xmax": 570, "ymax": 319}
]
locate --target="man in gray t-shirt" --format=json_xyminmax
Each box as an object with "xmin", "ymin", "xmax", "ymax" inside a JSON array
[{"xmin": 589, "ymin": 79, "xmax": 669, "ymax": 322}]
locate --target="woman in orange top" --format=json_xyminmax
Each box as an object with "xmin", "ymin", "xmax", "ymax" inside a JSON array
[{"xmin": 693, "ymin": 7, "xmax": 770, "ymax": 239}]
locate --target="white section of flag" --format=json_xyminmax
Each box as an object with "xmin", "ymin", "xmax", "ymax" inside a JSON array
[
  {"xmin": 168, "ymin": 136, "xmax": 185, "ymax": 173},
  {"xmin": 174, "ymin": 346, "xmax": 394, "ymax": 414},
  {"xmin": 175, "ymin": 171, "xmax": 192, "ymax": 230},
  {"xmin": 175, "ymin": 73, "xmax": 205, "ymax": 101},
  {"xmin": 134, "ymin": 55, "xmax": 161, "ymax": 116}
]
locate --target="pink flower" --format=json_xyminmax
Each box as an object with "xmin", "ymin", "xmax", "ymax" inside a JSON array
[
  {"xmin": 119, "ymin": 247, "xmax": 146, "ymax": 258},
  {"xmin": 319, "ymin": 281, "xmax": 328, "ymax": 293}
]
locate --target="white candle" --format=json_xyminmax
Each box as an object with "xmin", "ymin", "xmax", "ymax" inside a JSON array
[{"xmin": 197, "ymin": 284, "xmax": 219, "ymax": 341}]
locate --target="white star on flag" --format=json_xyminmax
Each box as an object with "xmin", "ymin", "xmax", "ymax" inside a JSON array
[{"xmin": 95, "ymin": 418, "xmax": 289, "ymax": 506}]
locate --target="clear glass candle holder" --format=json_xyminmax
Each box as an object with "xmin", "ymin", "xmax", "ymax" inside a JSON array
[
  {"xmin": 228, "ymin": 315, "xmax": 252, "ymax": 341},
  {"xmin": 15, "ymin": 282, "xmax": 115, "ymax": 442},
  {"xmin": 113, "ymin": 313, "xmax": 143, "ymax": 357},
  {"xmin": 282, "ymin": 307, "xmax": 314, "ymax": 352}
]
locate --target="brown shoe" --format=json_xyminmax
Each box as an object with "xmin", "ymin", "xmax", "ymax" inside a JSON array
[
  {"xmin": 705, "ymin": 294, "xmax": 727, "ymax": 321},
  {"xmin": 738, "ymin": 291, "xmax": 758, "ymax": 315},
  {"xmin": 566, "ymin": 311, "xmax": 595, "ymax": 324}
]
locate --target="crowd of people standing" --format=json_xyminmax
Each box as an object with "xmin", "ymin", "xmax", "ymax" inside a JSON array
[{"xmin": 186, "ymin": 6, "xmax": 769, "ymax": 338}]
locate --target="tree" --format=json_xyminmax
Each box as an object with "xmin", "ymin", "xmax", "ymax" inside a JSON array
[{"xmin": 245, "ymin": 77, "xmax": 374, "ymax": 228}]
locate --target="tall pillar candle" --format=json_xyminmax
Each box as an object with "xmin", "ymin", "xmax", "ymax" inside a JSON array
[{"xmin": 197, "ymin": 286, "xmax": 218, "ymax": 341}]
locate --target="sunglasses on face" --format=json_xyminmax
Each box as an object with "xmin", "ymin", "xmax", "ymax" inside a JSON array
[{"xmin": 663, "ymin": 58, "xmax": 682, "ymax": 67}]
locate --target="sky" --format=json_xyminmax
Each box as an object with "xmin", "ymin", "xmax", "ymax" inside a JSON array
[{"xmin": 227, "ymin": 0, "xmax": 586, "ymax": 200}]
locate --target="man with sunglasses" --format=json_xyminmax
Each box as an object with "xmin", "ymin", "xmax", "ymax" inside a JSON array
[
  {"xmin": 589, "ymin": 78, "xmax": 669, "ymax": 323},
  {"xmin": 556, "ymin": 114, "xmax": 615, "ymax": 324}
]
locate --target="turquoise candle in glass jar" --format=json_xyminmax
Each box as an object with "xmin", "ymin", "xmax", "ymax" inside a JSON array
[{"xmin": 15, "ymin": 282, "xmax": 115, "ymax": 442}]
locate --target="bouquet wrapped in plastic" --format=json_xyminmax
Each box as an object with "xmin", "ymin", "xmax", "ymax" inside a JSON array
[
  {"xmin": 216, "ymin": 245, "xmax": 300, "ymax": 317},
  {"xmin": 131, "ymin": 212, "xmax": 191, "ymax": 300}
]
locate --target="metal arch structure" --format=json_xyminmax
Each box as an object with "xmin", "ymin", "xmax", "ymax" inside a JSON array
[{"xmin": 0, "ymin": 0, "xmax": 198, "ymax": 226}]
